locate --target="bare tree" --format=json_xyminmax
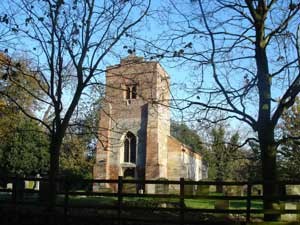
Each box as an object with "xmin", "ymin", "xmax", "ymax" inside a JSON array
[
  {"xmin": 145, "ymin": 0, "xmax": 300, "ymax": 221},
  {"xmin": 0, "ymin": 0, "xmax": 150, "ymax": 206}
]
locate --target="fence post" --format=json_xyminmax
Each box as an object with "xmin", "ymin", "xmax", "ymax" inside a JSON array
[
  {"xmin": 180, "ymin": 178, "xmax": 185, "ymax": 225},
  {"xmin": 118, "ymin": 176, "xmax": 123, "ymax": 225},
  {"xmin": 12, "ymin": 176, "xmax": 17, "ymax": 204},
  {"xmin": 64, "ymin": 179, "xmax": 69, "ymax": 219},
  {"xmin": 246, "ymin": 182, "xmax": 252, "ymax": 222},
  {"xmin": 12, "ymin": 176, "xmax": 24, "ymax": 204}
]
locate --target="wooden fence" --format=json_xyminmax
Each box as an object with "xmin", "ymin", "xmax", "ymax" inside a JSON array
[{"xmin": 0, "ymin": 176, "xmax": 300, "ymax": 224}]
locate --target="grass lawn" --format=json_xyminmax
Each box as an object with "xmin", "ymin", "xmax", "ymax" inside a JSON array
[
  {"xmin": 64, "ymin": 194, "xmax": 264, "ymax": 211},
  {"xmin": 2, "ymin": 191, "xmax": 300, "ymax": 225},
  {"xmin": 185, "ymin": 199, "xmax": 216, "ymax": 209},
  {"xmin": 0, "ymin": 190, "xmax": 264, "ymax": 210}
]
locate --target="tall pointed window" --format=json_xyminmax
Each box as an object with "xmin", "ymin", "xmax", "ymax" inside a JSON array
[
  {"xmin": 124, "ymin": 132, "xmax": 136, "ymax": 163},
  {"xmin": 131, "ymin": 85, "xmax": 137, "ymax": 99},
  {"xmin": 126, "ymin": 86, "xmax": 131, "ymax": 99}
]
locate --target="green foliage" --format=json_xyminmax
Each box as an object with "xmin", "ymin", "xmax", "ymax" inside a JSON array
[
  {"xmin": 0, "ymin": 54, "xmax": 44, "ymax": 113},
  {"xmin": 60, "ymin": 134, "xmax": 94, "ymax": 181},
  {"xmin": 59, "ymin": 134, "xmax": 94, "ymax": 191},
  {"xmin": 206, "ymin": 125, "xmax": 247, "ymax": 181},
  {"xmin": 171, "ymin": 121, "xmax": 204, "ymax": 153},
  {"xmin": 170, "ymin": 121, "xmax": 249, "ymax": 181},
  {"xmin": 0, "ymin": 55, "xmax": 49, "ymax": 176},
  {"xmin": 278, "ymin": 97, "xmax": 300, "ymax": 179},
  {"xmin": 58, "ymin": 101, "xmax": 101, "ymax": 184},
  {"xmin": 0, "ymin": 54, "xmax": 96, "ymax": 179},
  {"xmin": 78, "ymin": 101, "xmax": 101, "ymax": 159},
  {"xmin": 207, "ymin": 126, "xmax": 226, "ymax": 180},
  {"xmin": 0, "ymin": 118, "xmax": 49, "ymax": 176}
]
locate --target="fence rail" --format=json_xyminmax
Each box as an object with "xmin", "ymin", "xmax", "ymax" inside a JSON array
[{"xmin": 0, "ymin": 176, "xmax": 300, "ymax": 224}]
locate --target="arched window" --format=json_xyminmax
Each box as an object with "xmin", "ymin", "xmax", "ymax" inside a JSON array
[{"xmin": 124, "ymin": 132, "xmax": 136, "ymax": 163}]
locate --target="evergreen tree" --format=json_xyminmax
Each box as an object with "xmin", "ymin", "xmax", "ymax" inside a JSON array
[
  {"xmin": 0, "ymin": 54, "xmax": 49, "ymax": 176},
  {"xmin": 171, "ymin": 121, "xmax": 204, "ymax": 153},
  {"xmin": 0, "ymin": 118, "xmax": 49, "ymax": 176},
  {"xmin": 207, "ymin": 126, "xmax": 247, "ymax": 183},
  {"xmin": 278, "ymin": 97, "xmax": 300, "ymax": 179}
]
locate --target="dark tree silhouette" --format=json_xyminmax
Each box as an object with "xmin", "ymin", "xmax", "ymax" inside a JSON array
[
  {"xmin": 0, "ymin": 0, "xmax": 150, "ymax": 207},
  {"xmin": 147, "ymin": 0, "xmax": 300, "ymax": 221}
]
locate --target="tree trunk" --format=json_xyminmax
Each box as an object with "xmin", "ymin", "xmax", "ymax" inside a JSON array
[
  {"xmin": 254, "ymin": 10, "xmax": 280, "ymax": 219},
  {"xmin": 259, "ymin": 130, "xmax": 280, "ymax": 221},
  {"xmin": 216, "ymin": 184, "xmax": 223, "ymax": 193},
  {"xmin": 48, "ymin": 133, "xmax": 63, "ymax": 209},
  {"xmin": 47, "ymin": 89, "xmax": 83, "ymax": 209},
  {"xmin": 216, "ymin": 174, "xmax": 223, "ymax": 193}
]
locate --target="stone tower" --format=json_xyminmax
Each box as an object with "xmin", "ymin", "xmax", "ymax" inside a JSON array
[{"xmin": 93, "ymin": 55, "xmax": 171, "ymax": 184}]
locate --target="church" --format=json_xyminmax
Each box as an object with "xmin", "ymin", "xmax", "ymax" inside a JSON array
[{"xmin": 93, "ymin": 55, "xmax": 206, "ymax": 193}]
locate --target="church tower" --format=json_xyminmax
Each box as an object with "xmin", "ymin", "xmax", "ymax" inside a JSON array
[{"xmin": 93, "ymin": 55, "xmax": 171, "ymax": 185}]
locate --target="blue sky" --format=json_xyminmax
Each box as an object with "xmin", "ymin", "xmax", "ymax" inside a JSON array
[{"xmin": 1, "ymin": 0, "xmax": 299, "ymax": 140}]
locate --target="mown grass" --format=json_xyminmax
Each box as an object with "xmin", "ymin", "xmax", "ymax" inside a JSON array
[
  {"xmin": 0, "ymin": 190, "xmax": 264, "ymax": 210},
  {"xmin": 3, "ymin": 191, "xmax": 300, "ymax": 225},
  {"xmin": 65, "ymin": 194, "xmax": 264, "ymax": 210}
]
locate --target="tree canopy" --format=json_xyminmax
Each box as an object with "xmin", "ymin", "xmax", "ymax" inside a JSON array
[
  {"xmin": 0, "ymin": 118, "xmax": 49, "ymax": 176},
  {"xmin": 170, "ymin": 121, "xmax": 204, "ymax": 153},
  {"xmin": 0, "ymin": 0, "xmax": 151, "ymax": 206},
  {"xmin": 205, "ymin": 125, "xmax": 249, "ymax": 182},
  {"xmin": 0, "ymin": 54, "xmax": 49, "ymax": 176},
  {"xmin": 146, "ymin": 0, "xmax": 300, "ymax": 220},
  {"xmin": 1, "ymin": 0, "xmax": 300, "ymax": 220},
  {"xmin": 278, "ymin": 97, "xmax": 300, "ymax": 179}
]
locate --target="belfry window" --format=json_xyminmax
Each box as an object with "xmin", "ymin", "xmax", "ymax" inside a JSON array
[
  {"xmin": 126, "ymin": 86, "xmax": 131, "ymax": 99},
  {"xmin": 132, "ymin": 85, "xmax": 137, "ymax": 99},
  {"xmin": 124, "ymin": 132, "xmax": 136, "ymax": 163},
  {"xmin": 125, "ymin": 85, "xmax": 137, "ymax": 100}
]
